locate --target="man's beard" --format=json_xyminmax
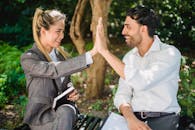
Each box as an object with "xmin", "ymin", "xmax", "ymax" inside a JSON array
[{"xmin": 125, "ymin": 36, "xmax": 137, "ymax": 48}]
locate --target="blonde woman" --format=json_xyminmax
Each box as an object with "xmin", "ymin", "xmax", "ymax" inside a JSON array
[{"xmin": 20, "ymin": 8, "xmax": 97, "ymax": 130}]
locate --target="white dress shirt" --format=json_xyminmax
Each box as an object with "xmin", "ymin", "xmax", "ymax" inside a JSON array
[{"xmin": 114, "ymin": 35, "xmax": 181, "ymax": 113}]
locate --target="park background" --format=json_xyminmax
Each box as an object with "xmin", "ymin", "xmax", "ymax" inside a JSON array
[{"xmin": 0, "ymin": 0, "xmax": 194, "ymax": 129}]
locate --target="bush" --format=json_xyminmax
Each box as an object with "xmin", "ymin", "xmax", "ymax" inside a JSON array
[
  {"xmin": 0, "ymin": 74, "xmax": 8, "ymax": 107},
  {"xmin": 178, "ymin": 56, "xmax": 195, "ymax": 118},
  {"xmin": 0, "ymin": 42, "xmax": 26, "ymax": 108}
]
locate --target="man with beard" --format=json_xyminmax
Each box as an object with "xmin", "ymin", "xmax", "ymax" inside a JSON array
[{"xmin": 95, "ymin": 5, "xmax": 181, "ymax": 130}]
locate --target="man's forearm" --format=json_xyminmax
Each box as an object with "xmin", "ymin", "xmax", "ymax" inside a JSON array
[{"xmin": 100, "ymin": 50, "xmax": 125, "ymax": 79}]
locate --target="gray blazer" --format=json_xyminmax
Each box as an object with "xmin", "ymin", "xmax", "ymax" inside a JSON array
[{"xmin": 20, "ymin": 44, "xmax": 89, "ymax": 126}]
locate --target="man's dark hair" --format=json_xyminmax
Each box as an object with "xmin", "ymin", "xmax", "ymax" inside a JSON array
[{"xmin": 127, "ymin": 5, "xmax": 160, "ymax": 37}]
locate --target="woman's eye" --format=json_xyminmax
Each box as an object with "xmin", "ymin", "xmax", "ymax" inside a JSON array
[{"xmin": 56, "ymin": 30, "xmax": 64, "ymax": 34}]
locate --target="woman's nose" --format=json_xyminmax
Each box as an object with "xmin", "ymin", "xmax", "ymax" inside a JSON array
[{"xmin": 60, "ymin": 32, "xmax": 64, "ymax": 40}]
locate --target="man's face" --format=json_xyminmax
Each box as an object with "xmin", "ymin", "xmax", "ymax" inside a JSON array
[{"xmin": 122, "ymin": 16, "xmax": 142, "ymax": 48}]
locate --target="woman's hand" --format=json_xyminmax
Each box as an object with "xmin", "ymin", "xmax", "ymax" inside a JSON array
[
  {"xmin": 67, "ymin": 89, "xmax": 80, "ymax": 102},
  {"xmin": 90, "ymin": 46, "xmax": 98, "ymax": 57},
  {"xmin": 95, "ymin": 17, "xmax": 108, "ymax": 54}
]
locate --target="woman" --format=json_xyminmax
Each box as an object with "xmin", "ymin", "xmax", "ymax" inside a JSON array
[{"xmin": 20, "ymin": 8, "xmax": 97, "ymax": 130}]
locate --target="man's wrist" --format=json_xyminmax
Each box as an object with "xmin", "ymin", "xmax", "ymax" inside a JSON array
[{"xmin": 120, "ymin": 103, "xmax": 136, "ymax": 121}]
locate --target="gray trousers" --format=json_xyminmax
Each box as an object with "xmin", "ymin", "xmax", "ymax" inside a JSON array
[
  {"xmin": 137, "ymin": 113, "xmax": 179, "ymax": 130},
  {"xmin": 30, "ymin": 105, "xmax": 77, "ymax": 130}
]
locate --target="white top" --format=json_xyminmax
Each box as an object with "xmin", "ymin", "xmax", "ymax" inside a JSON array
[{"xmin": 114, "ymin": 35, "xmax": 181, "ymax": 113}]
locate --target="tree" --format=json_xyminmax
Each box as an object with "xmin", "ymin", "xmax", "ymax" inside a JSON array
[
  {"xmin": 69, "ymin": 0, "xmax": 89, "ymax": 54},
  {"xmin": 70, "ymin": 0, "xmax": 112, "ymax": 98}
]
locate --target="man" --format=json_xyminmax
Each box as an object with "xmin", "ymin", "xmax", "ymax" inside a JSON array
[{"xmin": 95, "ymin": 5, "xmax": 181, "ymax": 130}]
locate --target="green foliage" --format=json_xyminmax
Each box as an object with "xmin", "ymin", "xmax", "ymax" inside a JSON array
[
  {"xmin": 85, "ymin": 42, "xmax": 93, "ymax": 51},
  {"xmin": 109, "ymin": 0, "xmax": 194, "ymax": 49},
  {"xmin": 0, "ymin": 0, "xmax": 193, "ymax": 51},
  {"xmin": 0, "ymin": 0, "xmax": 77, "ymax": 47},
  {"xmin": 105, "ymin": 69, "xmax": 118, "ymax": 85},
  {"xmin": 91, "ymin": 100, "xmax": 103, "ymax": 111},
  {"xmin": 0, "ymin": 75, "xmax": 8, "ymax": 107},
  {"xmin": 107, "ymin": 85, "xmax": 118, "ymax": 113},
  {"xmin": 178, "ymin": 56, "xmax": 195, "ymax": 118},
  {"xmin": 0, "ymin": 42, "xmax": 26, "ymax": 108},
  {"xmin": 14, "ymin": 95, "xmax": 28, "ymax": 119},
  {"xmin": 150, "ymin": 0, "xmax": 194, "ymax": 50},
  {"xmin": 71, "ymin": 72, "xmax": 86, "ymax": 87},
  {"xmin": 16, "ymin": 0, "xmax": 26, "ymax": 3},
  {"xmin": 62, "ymin": 42, "xmax": 78, "ymax": 57}
]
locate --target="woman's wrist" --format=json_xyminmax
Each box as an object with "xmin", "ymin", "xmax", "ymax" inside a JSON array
[{"xmin": 89, "ymin": 48, "xmax": 97, "ymax": 57}]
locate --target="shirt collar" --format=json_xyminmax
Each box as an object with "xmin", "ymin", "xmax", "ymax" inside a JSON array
[{"xmin": 148, "ymin": 35, "xmax": 161, "ymax": 52}]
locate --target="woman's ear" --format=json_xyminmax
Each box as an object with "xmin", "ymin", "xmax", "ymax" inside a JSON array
[{"xmin": 40, "ymin": 27, "xmax": 46, "ymax": 36}]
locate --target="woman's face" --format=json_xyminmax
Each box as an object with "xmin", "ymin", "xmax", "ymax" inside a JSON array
[{"xmin": 40, "ymin": 19, "xmax": 65, "ymax": 52}]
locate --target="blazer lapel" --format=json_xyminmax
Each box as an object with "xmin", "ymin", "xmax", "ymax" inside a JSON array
[
  {"xmin": 31, "ymin": 44, "xmax": 63, "ymax": 93},
  {"xmin": 54, "ymin": 49, "xmax": 71, "ymax": 92}
]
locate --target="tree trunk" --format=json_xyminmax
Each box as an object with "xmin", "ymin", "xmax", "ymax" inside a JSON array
[
  {"xmin": 69, "ymin": 0, "xmax": 88, "ymax": 54},
  {"xmin": 70, "ymin": 0, "xmax": 112, "ymax": 99},
  {"xmin": 85, "ymin": 0, "xmax": 112, "ymax": 98}
]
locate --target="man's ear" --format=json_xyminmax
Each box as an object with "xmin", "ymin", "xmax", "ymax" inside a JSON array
[
  {"xmin": 141, "ymin": 25, "xmax": 150, "ymax": 36},
  {"xmin": 141, "ymin": 25, "xmax": 148, "ymax": 33}
]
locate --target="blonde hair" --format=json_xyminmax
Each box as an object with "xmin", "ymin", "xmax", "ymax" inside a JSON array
[{"xmin": 32, "ymin": 8, "xmax": 70, "ymax": 61}]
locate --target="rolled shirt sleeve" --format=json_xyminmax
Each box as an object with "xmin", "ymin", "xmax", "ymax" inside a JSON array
[{"xmin": 114, "ymin": 78, "xmax": 133, "ymax": 111}]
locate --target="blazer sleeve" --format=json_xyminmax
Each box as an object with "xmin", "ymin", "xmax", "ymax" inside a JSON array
[{"xmin": 20, "ymin": 52, "xmax": 89, "ymax": 79}]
